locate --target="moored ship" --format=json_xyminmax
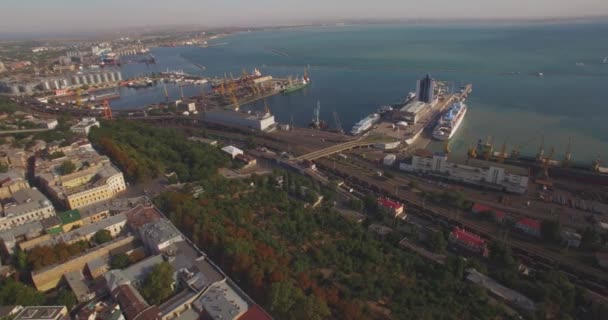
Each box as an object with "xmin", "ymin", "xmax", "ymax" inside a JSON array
[
  {"xmin": 432, "ymin": 101, "xmax": 467, "ymax": 140},
  {"xmin": 351, "ymin": 113, "xmax": 380, "ymax": 135}
]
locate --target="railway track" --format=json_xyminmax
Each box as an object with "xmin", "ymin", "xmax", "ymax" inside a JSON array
[{"xmin": 315, "ymin": 158, "xmax": 608, "ymax": 300}]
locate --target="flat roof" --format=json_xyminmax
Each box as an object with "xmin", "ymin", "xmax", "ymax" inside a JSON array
[
  {"xmin": 14, "ymin": 306, "xmax": 67, "ymax": 320},
  {"xmin": 140, "ymin": 219, "xmax": 182, "ymax": 247},
  {"xmin": 3, "ymin": 187, "xmax": 53, "ymax": 217},
  {"xmin": 122, "ymin": 255, "xmax": 165, "ymax": 284}
]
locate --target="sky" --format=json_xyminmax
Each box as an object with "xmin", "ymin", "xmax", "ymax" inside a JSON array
[{"xmin": 1, "ymin": 0, "xmax": 608, "ymax": 34}]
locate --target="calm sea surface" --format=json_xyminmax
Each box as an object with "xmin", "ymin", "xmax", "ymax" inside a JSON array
[{"xmin": 119, "ymin": 23, "xmax": 608, "ymax": 163}]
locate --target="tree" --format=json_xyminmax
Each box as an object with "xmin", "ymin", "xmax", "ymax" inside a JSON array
[
  {"xmin": 59, "ymin": 160, "xmax": 76, "ymax": 175},
  {"xmin": 140, "ymin": 261, "xmax": 174, "ymax": 305},
  {"xmin": 245, "ymin": 136, "xmax": 256, "ymax": 150},
  {"xmin": 541, "ymin": 220, "xmax": 561, "ymax": 243},
  {"xmin": 93, "ymin": 229, "xmax": 113, "ymax": 244},
  {"xmin": 0, "ymin": 279, "xmax": 45, "ymax": 306},
  {"xmin": 430, "ymin": 231, "xmax": 447, "ymax": 253},
  {"xmin": 110, "ymin": 253, "xmax": 131, "ymax": 269},
  {"xmin": 55, "ymin": 288, "xmax": 77, "ymax": 311},
  {"xmin": 581, "ymin": 227, "xmax": 601, "ymax": 250},
  {"xmin": 348, "ymin": 199, "xmax": 364, "ymax": 211}
]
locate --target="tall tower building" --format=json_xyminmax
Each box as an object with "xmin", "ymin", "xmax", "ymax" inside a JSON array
[{"xmin": 416, "ymin": 74, "xmax": 435, "ymax": 103}]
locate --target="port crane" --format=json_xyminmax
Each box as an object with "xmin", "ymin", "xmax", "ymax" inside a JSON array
[
  {"xmin": 102, "ymin": 99, "xmax": 113, "ymax": 120},
  {"xmin": 332, "ymin": 110, "xmax": 343, "ymax": 134},
  {"xmin": 311, "ymin": 101, "xmax": 321, "ymax": 129},
  {"xmin": 563, "ymin": 137, "xmax": 573, "ymax": 166},
  {"xmin": 511, "ymin": 136, "xmax": 537, "ymax": 159}
]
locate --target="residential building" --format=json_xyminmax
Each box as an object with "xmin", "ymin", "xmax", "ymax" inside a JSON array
[
  {"xmin": 140, "ymin": 219, "xmax": 184, "ymax": 254},
  {"xmin": 192, "ymin": 282, "xmax": 248, "ymax": 320},
  {"xmin": 31, "ymin": 235, "xmax": 135, "ymax": 291},
  {"xmin": 125, "ymin": 205, "xmax": 163, "ymax": 230},
  {"xmin": 65, "ymin": 271, "xmax": 96, "ymax": 303},
  {"xmin": 111, "ymin": 284, "xmax": 162, "ymax": 320},
  {"xmin": 0, "ymin": 221, "xmax": 44, "ymax": 255},
  {"xmin": 87, "ymin": 257, "xmax": 109, "ymax": 278},
  {"xmin": 449, "ymin": 227, "xmax": 488, "ymax": 256},
  {"xmin": 13, "ymin": 306, "xmax": 68, "ymax": 320},
  {"xmin": 515, "ymin": 218, "xmax": 541, "ymax": 238},
  {"xmin": 70, "ymin": 117, "xmax": 100, "ymax": 135},
  {"xmin": 0, "ymin": 187, "xmax": 56, "ymax": 230},
  {"xmin": 36, "ymin": 148, "xmax": 126, "ymax": 209},
  {"xmin": 416, "ymin": 74, "xmax": 435, "ymax": 104},
  {"xmin": 377, "ymin": 197, "xmax": 406, "ymax": 219},
  {"xmin": 0, "ymin": 168, "xmax": 29, "ymax": 199},
  {"xmin": 23, "ymin": 212, "xmax": 127, "ymax": 251},
  {"xmin": 399, "ymin": 151, "xmax": 529, "ymax": 194}
]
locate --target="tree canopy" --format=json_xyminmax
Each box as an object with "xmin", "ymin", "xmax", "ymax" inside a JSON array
[
  {"xmin": 93, "ymin": 229, "xmax": 113, "ymax": 244},
  {"xmin": 140, "ymin": 261, "xmax": 174, "ymax": 305}
]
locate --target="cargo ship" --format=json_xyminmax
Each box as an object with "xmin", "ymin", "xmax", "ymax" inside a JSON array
[
  {"xmin": 282, "ymin": 75, "xmax": 310, "ymax": 94},
  {"xmin": 432, "ymin": 101, "xmax": 467, "ymax": 140},
  {"xmin": 351, "ymin": 113, "xmax": 380, "ymax": 135}
]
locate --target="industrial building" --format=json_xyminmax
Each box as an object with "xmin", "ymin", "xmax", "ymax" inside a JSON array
[
  {"xmin": 0, "ymin": 69, "xmax": 122, "ymax": 95},
  {"xmin": 398, "ymin": 100, "xmax": 431, "ymax": 124},
  {"xmin": 399, "ymin": 150, "xmax": 529, "ymax": 194},
  {"xmin": 204, "ymin": 109, "xmax": 276, "ymax": 132}
]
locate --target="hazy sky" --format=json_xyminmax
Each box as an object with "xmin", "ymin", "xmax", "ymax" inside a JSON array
[{"xmin": 2, "ymin": 0, "xmax": 608, "ymax": 33}]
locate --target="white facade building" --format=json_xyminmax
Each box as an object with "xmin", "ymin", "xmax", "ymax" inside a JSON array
[
  {"xmin": 70, "ymin": 118, "xmax": 100, "ymax": 135},
  {"xmin": 0, "ymin": 188, "xmax": 56, "ymax": 230},
  {"xmin": 399, "ymin": 151, "xmax": 529, "ymax": 194}
]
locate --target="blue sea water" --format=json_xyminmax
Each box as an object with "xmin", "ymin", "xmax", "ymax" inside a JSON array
[{"xmin": 120, "ymin": 22, "xmax": 608, "ymax": 163}]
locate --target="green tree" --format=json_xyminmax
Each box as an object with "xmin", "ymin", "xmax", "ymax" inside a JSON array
[
  {"xmin": 0, "ymin": 279, "xmax": 45, "ymax": 306},
  {"xmin": 348, "ymin": 199, "xmax": 364, "ymax": 211},
  {"xmin": 140, "ymin": 261, "xmax": 174, "ymax": 305},
  {"xmin": 245, "ymin": 136, "xmax": 256, "ymax": 149},
  {"xmin": 55, "ymin": 288, "xmax": 77, "ymax": 311},
  {"xmin": 541, "ymin": 220, "xmax": 561, "ymax": 243},
  {"xmin": 110, "ymin": 253, "xmax": 131, "ymax": 269},
  {"xmin": 59, "ymin": 160, "xmax": 76, "ymax": 175},
  {"xmin": 93, "ymin": 229, "xmax": 113, "ymax": 244},
  {"xmin": 430, "ymin": 231, "xmax": 447, "ymax": 253}
]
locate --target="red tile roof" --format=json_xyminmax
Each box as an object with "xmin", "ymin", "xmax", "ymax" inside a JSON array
[
  {"xmin": 518, "ymin": 218, "xmax": 541, "ymax": 230},
  {"xmin": 472, "ymin": 203, "xmax": 492, "ymax": 213},
  {"xmin": 494, "ymin": 211, "xmax": 506, "ymax": 220},
  {"xmin": 378, "ymin": 198, "xmax": 403, "ymax": 210},
  {"xmin": 238, "ymin": 305, "xmax": 273, "ymax": 320},
  {"xmin": 451, "ymin": 228, "xmax": 485, "ymax": 247}
]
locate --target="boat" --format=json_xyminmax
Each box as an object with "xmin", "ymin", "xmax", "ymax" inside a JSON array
[
  {"xmin": 432, "ymin": 102, "xmax": 467, "ymax": 141},
  {"xmin": 282, "ymin": 76, "xmax": 309, "ymax": 94},
  {"xmin": 603, "ymin": 56, "xmax": 608, "ymax": 64},
  {"xmin": 378, "ymin": 105, "xmax": 393, "ymax": 114},
  {"xmin": 350, "ymin": 113, "xmax": 380, "ymax": 135}
]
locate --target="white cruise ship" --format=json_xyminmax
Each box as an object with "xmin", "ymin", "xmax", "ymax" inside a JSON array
[
  {"xmin": 432, "ymin": 102, "xmax": 467, "ymax": 141},
  {"xmin": 351, "ymin": 113, "xmax": 380, "ymax": 135}
]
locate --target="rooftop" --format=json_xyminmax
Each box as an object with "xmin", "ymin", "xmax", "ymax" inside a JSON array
[
  {"xmin": 2, "ymin": 187, "xmax": 53, "ymax": 218},
  {"xmin": 64, "ymin": 271, "xmax": 92, "ymax": 302},
  {"xmin": 193, "ymin": 282, "xmax": 248, "ymax": 320},
  {"xmin": 517, "ymin": 218, "xmax": 541, "ymax": 230},
  {"xmin": 140, "ymin": 219, "xmax": 183, "ymax": 247},
  {"xmin": 126, "ymin": 205, "xmax": 162, "ymax": 230},
  {"xmin": 111, "ymin": 284, "xmax": 151, "ymax": 320},
  {"xmin": 14, "ymin": 306, "xmax": 67, "ymax": 320},
  {"xmin": 378, "ymin": 198, "xmax": 403, "ymax": 210},
  {"xmin": 0, "ymin": 220, "xmax": 44, "ymax": 241},
  {"xmin": 451, "ymin": 227, "xmax": 485, "ymax": 246},
  {"xmin": 55, "ymin": 212, "xmax": 127, "ymax": 244},
  {"xmin": 122, "ymin": 254, "xmax": 165, "ymax": 284},
  {"xmin": 466, "ymin": 268, "xmax": 535, "ymax": 311}
]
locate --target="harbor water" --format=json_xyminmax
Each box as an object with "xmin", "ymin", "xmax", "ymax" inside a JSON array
[{"xmin": 119, "ymin": 22, "xmax": 608, "ymax": 163}]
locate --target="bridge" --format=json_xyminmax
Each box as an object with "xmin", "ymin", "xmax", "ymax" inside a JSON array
[{"xmin": 294, "ymin": 136, "xmax": 393, "ymax": 161}]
